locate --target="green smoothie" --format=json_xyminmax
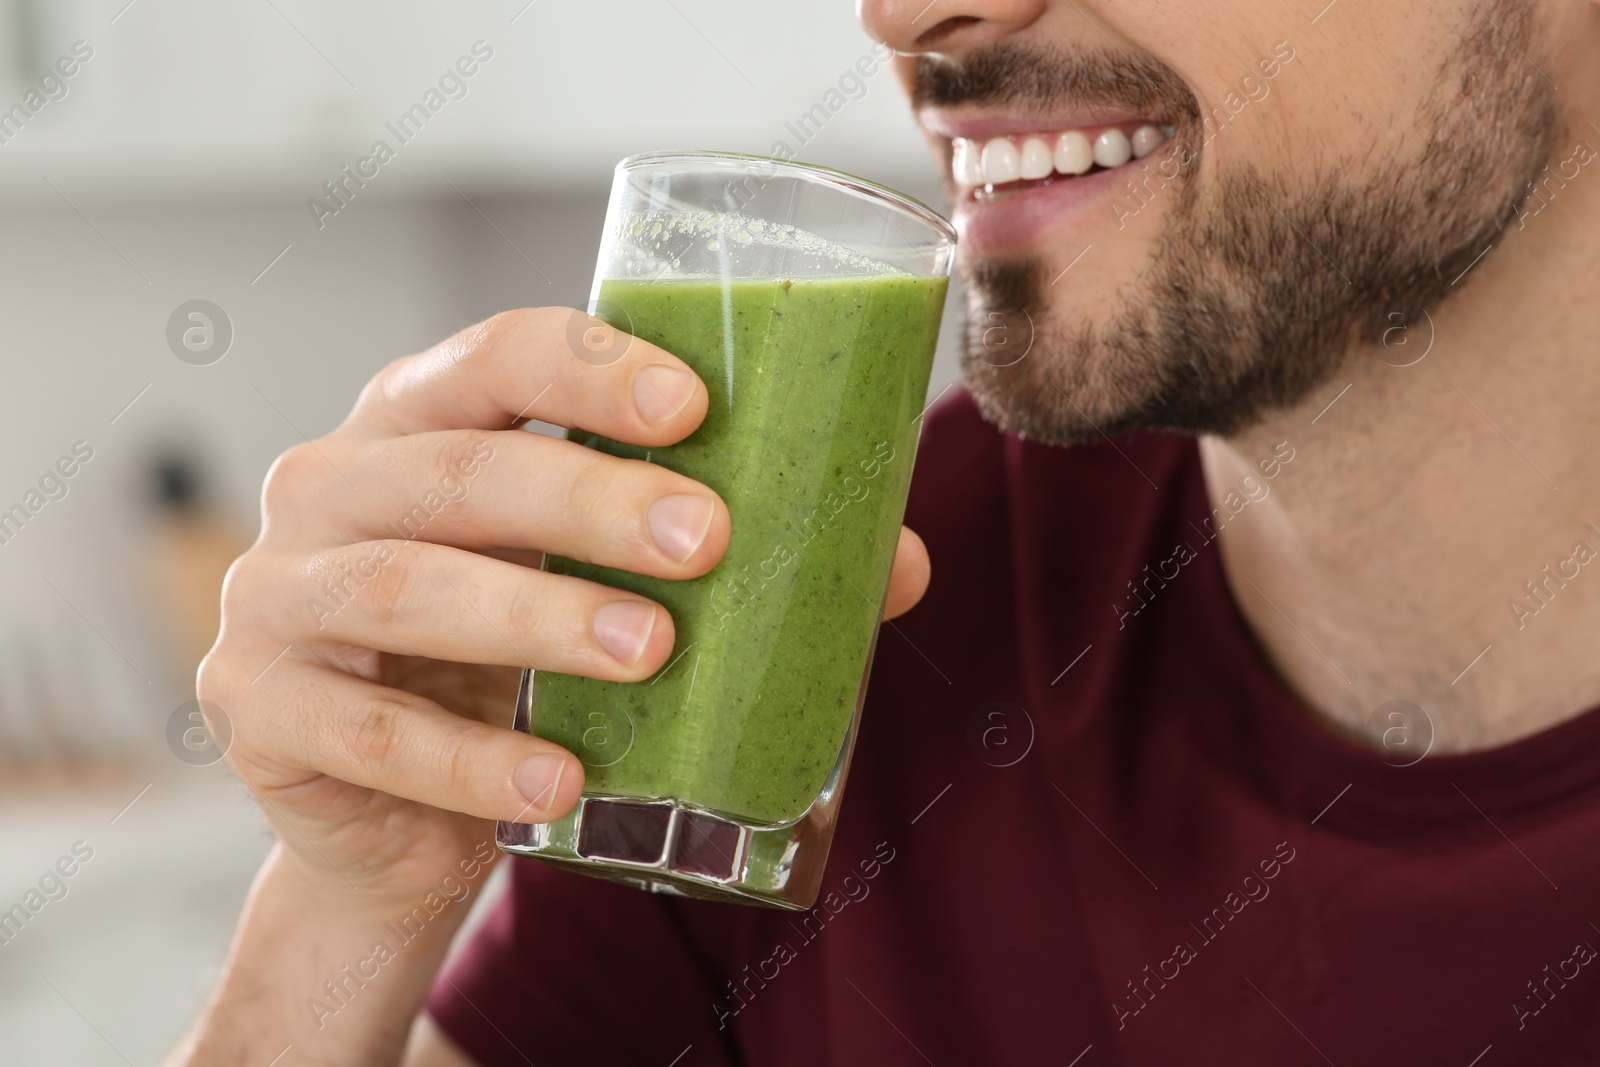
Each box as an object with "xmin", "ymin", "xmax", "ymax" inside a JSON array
[{"xmin": 534, "ymin": 272, "xmax": 946, "ymax": 826}]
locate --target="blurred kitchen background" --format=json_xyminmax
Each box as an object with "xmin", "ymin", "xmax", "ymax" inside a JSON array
[{"xmin": 0, "ymin": 0, "xmax": 963, "ymax": 1061}]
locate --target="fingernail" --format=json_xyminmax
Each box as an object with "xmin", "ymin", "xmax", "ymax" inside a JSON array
[
  {"xmin": 592, "ymin": 600, "xmax": 658, "ymax": 665},
  {"xmin": 647, "ymin": 493, "xmax": 715, "ymax": 563},
  {"xmin": 634, "ymin": 364, "xmax": 697, "ymax": 425},
  {"xmin": 515, "ymin": 753, "xmax": 567, "ymax": 811}
]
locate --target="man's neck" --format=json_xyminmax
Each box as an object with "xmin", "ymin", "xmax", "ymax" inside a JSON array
[{"xmin": 1201, "ymin": 136, "xmax": 1600, "ymax": 753}]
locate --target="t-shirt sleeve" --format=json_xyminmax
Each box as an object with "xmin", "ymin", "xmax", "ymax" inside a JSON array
[{"xmin": 425, "ymin": 857, "xmax": 738, "ymax": 1067}]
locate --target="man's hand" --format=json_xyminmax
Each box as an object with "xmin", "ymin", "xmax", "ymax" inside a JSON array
[{"xmin": 170, "ymin": 308, "xmax": 931, "ymax": 1066}]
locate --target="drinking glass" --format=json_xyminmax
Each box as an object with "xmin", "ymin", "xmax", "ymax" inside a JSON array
[{"xmin": 498, "ymin": 150, "xmax": 955, "ymax": 909}]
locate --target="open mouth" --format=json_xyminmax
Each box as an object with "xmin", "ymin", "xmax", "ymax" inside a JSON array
[{"xmin": 951, "ymin": 123, "xmax": 1176, "ymax": 201}]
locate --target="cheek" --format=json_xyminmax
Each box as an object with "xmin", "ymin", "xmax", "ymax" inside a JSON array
[
  {"xmin": 1080, "ymin": 0, "xmax": 1456, "ymax": 185},
  {"xmin": 1250, "ymin": 3, "xmax": 1448, "ymax": 165}
]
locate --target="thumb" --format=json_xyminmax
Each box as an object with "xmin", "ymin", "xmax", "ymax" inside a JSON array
[{"xmin": 884, "ymin": 525, "xmax": 931, "ymax": 620}]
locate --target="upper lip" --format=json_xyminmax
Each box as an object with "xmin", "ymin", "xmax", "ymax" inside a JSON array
[{"xmin": 918, "ymin": 107, "xmax": 1155, "ymax": 142}]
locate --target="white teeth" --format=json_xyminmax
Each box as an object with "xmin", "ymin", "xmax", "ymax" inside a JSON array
[
  {"xmin": 980, "ymin": 137, "xmax": 1021, "ymax": 185},
  {"xmin": 1018, "ymin": 136, "xmax": 1054, "ymax": 180},
  {"xmin": 952, "ymin": 138, "xmax": 984, "ymax": 186},
  {"xmin": 1053, "ymin": 130, "xmax": 1093, "ymax": 176},
  {"xmin": 1093, "ymin": 128, "xmax": 1133, "ymax": 169},
  {"xmin": 1131, "ymin": 124, "xmax": 1165, "ymax": 159},
  {"xmin": 951, "ymin": 124, "xmax": 1169, "ymax": 187}
]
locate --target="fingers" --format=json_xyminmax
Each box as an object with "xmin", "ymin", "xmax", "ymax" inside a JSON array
[
  {"xmin": 245, "ymin": 661, "xmax": 585, "ymax": 824},
  {"xmin": 346, "ymin": 307, "xmax": 708, "ymax": 446},
  {"xmin": 884, "ymin": 525, "xmax": 931, "ymax": 620},
  {"xmin": 281, "ymin": 428, "xmax": 729, "ymax": 578},
  {"xmin": 247, "ymin": 540, "xmax": 678, "ymax": 680}
]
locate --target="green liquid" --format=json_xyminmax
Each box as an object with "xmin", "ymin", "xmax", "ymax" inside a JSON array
[{"xmin": 535, "ymin": 273, "xmax": 946, "ymax": 825}]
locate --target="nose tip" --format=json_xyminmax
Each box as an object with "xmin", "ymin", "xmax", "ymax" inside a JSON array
[{"xmin": 859, "ymin": 0, "xmax": 1047, "ymax": 55}]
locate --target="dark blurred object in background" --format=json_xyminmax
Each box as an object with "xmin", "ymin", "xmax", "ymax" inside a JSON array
[{"xmin": 143, "ymin": 445, "xmax": 249, "ymax": 683}]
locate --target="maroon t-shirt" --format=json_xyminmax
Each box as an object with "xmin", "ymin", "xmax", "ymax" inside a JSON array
[{"xmin": 428, "ymin": 390, "xmax": 1600, "ymax": 1065}]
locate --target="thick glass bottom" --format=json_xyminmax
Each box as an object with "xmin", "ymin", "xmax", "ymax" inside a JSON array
[
  {"xmin": 498, "ymin": 792, "xmax": 835, "ymax": 910},
  {"xmin": 496, "ymin": 669, "xmax": 858, "ymax": 910}
]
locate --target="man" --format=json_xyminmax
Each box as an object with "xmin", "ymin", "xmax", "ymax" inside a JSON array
[{"xmin": 168, "ymin": 0, "xmax": 1600, "ymax": 1063}]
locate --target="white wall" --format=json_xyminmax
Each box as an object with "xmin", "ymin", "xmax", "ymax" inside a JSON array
[
  {"xmin": 0, "ymin": 3, "xmax": 967, "ymax": 1058},
  {"xmin": 0, "ymin": 0, "xmax": 941, "ymax": 195}
]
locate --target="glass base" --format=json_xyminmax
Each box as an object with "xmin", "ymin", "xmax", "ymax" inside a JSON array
[
  {"xmin": 498, "ymin": 792, "xmax": 835, "ymax": 910},
  {"xmin": 496, "ymin": 671, "xmax": 852, "ymax": 910}
]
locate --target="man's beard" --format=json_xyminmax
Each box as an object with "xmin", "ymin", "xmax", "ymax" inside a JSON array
[{"xmin": 916, "ymin": 6, "xmax": 1562, "ymax": 443}]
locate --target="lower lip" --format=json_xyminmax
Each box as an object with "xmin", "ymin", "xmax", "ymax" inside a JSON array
[{"xmin": 953, "ymin": 165, "xmax": 1134, "ymax": 257}]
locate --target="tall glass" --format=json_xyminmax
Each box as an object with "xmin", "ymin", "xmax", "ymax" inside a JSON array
[{"xmin": 498, "ymin": 151, "xmax": 955, "ymax": 909}]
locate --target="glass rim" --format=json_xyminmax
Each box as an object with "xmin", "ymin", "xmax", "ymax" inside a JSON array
[{"xmin": 616, "ymin": 149, "xmax": 956, "ymax": 246}]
